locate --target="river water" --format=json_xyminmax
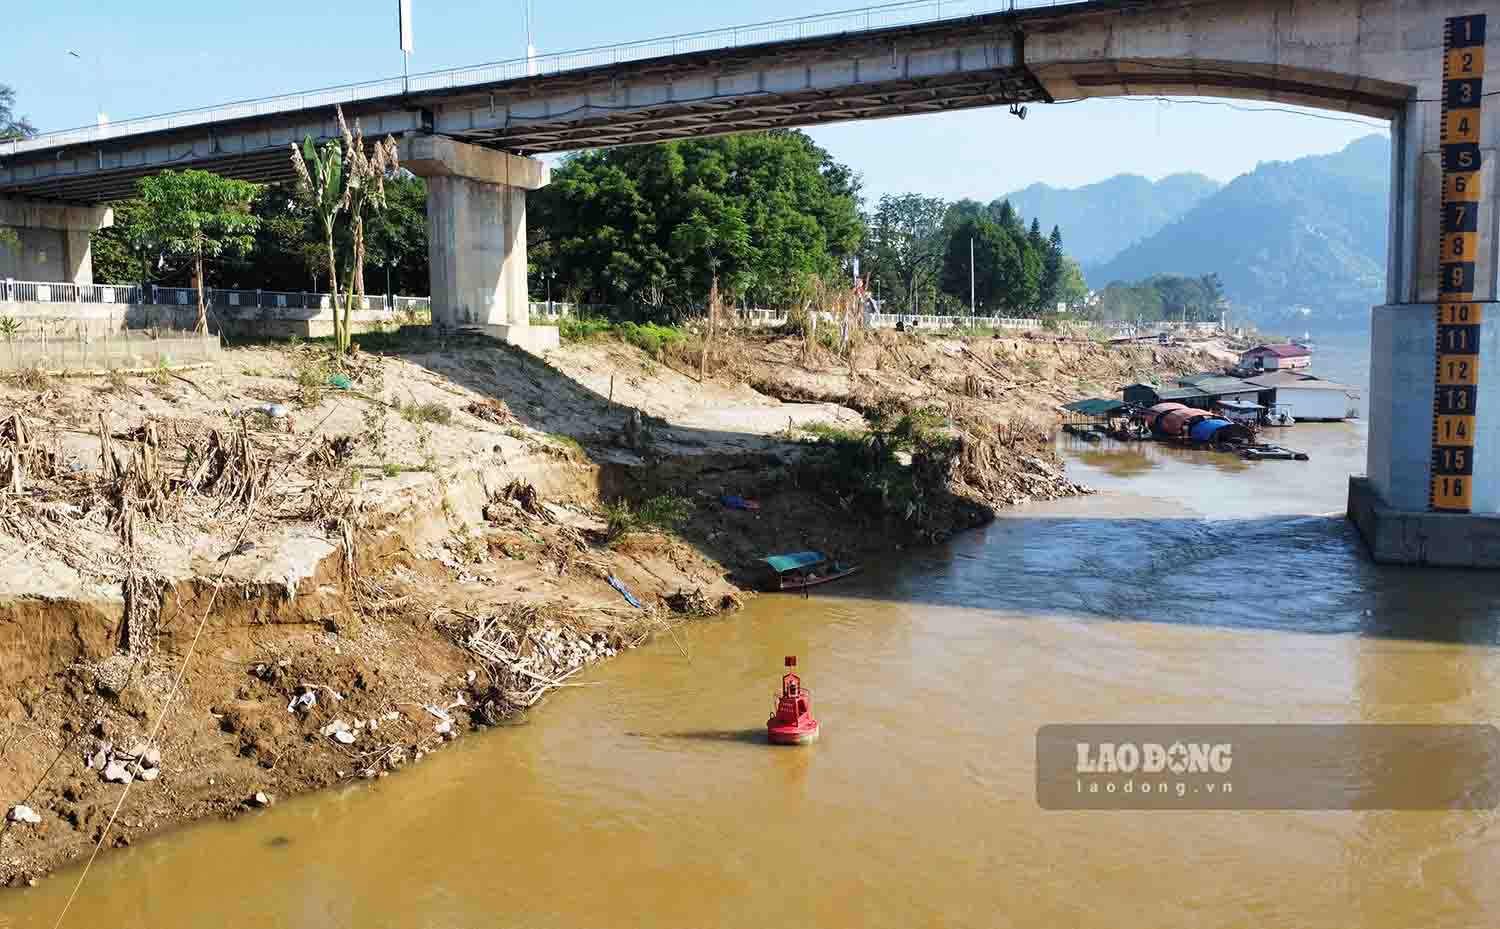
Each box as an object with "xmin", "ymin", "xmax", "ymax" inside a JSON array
[{"xmin": 8, "ymin": 423, "xmax": 1500, "ymax": 928}]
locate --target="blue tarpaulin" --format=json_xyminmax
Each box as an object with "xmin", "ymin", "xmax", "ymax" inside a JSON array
[
  {"xmin": 764, "ymin": 551, "xmax": 827, "ymax": 573},
  {"xmin": 1188, "ymin": 418, "xmax": 1234, "ymax": 443}
]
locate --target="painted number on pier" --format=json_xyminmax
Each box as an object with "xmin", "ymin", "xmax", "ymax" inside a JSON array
[{"xmin": 1432, "ymin": 12, "xmax": 1487, "ymax": 513}]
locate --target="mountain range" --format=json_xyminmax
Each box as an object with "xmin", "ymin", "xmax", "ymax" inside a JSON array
[
  {"xmin": 1003, "ymin": 173, "xmax": 1220, "ymax": 266},
  {"xmin": 1089, "ymin": 134, "xmax": 1390, "ymax": 328}
]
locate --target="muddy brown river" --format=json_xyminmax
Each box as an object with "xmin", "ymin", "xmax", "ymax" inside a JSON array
[{"xmin": 8, "ymin": 423, "xmax": 1500, "ymax": 928}]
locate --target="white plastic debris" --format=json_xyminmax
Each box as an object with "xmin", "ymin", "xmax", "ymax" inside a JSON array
[
  {"xmin": 320, "ymin": 719, "xmax": 350, "ymax": 738},
  {"xmin": 288, "ymin": 692, "xmax": 317, "ymax": 713},
  {"xmin": 103, "ymin": 761, "xmax": 133, "ymax": 784},
  {"xmin": 7, "ymin": 805, "xmax": 41, "ymax": 825},
  {"xmin": 434, "ymin": 719, "xmax": 453, "ymax": 736},
  {"xmin": 334, "ymin": 730, "xmax": 356, "ymax": 745},
  {"xmin": 250, "ymin": 792, "xmax": 272, "ymax": 807}
]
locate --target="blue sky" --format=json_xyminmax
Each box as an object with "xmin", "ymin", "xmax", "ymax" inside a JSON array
[{"xmin": 9, "ymin": 0, "xmax": 1388, "ymax": 200}]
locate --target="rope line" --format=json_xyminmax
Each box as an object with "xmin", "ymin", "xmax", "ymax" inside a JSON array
[{"xmin": 50, "ymin": 404, "xmax": 342, "ymax": 929}]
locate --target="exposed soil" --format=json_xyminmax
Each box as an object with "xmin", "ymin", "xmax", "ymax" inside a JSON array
[{"xmin": 0, "ymin": 324, "xmax": 1213, "ymax": 885}]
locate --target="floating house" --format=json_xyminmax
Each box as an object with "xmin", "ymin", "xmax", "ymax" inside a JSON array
[
  {"xmin": 1239, "ymin": 343, "xmax": 1312, "ymax": 371},
  {"xmin": 1243, "ymin": 370, "xmax": 1359, "ymax": 421}
]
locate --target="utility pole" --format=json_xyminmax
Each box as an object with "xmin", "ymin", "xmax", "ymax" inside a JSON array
[{"xmin": 969, "ymin": 236, "xmax": 976, "ymax": 318}]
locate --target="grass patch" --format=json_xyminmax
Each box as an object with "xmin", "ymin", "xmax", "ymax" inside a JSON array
[
  {"xmin": 602, "ymin": 493, "xmax": 694, "ymax": 540},
  {"xmin": 556, "ymin": 317, "xmax": 687, "ymax": 357},
  {"xmin": 544, "ymin": 432, "xmax": 584, "ymax": 454},
  {"xmin": 558, "ymin": 317, "xmax": 614, "ymax": 343},
  {"xmin": 400, "ymin": 401, "xmax": 452, "ymax": 426},
  {"xmin": 799, "ymin": 420, "xmax": 863, "ymax": 443}
]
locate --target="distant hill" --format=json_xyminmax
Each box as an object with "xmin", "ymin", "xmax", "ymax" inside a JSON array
[
  {"xmin": 1003, "ymin": 173, "xmax": 1220, "ymax": 266},
  {"xmin": 1091, "ymin": 135, "xmax": 1390, "ymax": 328}
]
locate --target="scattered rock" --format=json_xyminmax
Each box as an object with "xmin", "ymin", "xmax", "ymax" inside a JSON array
[
  {"xmin": 92, "ymin": 655, "xmax": 135, "ymax": 697},
  {"xmin": 250, "ymin": 792, "xmax": 272, "ymax": 807},
  {"xmin": 319, "ymin": 719, "xmax": 350, "ymax": 738},
  {"xmin": 333, "ymin": 730, "xmax": 356, "ymax": 745},
  {"xmin": 137, "ymin": 767, "xmax": 159, "ymax": 782},
  {"xmin": 7, "ymin": 805, "xmax": 41, "ymax": 825}
]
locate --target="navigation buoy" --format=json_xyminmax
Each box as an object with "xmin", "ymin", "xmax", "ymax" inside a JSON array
[{"xmin": 767, "ymin": 655, "xmax": 819, "ymax": 745}]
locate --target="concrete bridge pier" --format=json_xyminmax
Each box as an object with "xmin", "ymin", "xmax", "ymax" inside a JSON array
[
  {"xmin": 0, "ymin": 198, "xmax": 113, "ymax": 285},
  {"xmin": 400, "ymin": 135, "xmax": 556, "ymax": 352},
  {"xmin": 1349, "ymin": 95, "xmax": 1500, "ymax": 566}
]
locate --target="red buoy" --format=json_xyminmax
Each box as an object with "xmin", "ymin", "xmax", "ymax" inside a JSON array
[{"xmin": 767, "ymin": 656, "xmax": 820, "ymax": 745}]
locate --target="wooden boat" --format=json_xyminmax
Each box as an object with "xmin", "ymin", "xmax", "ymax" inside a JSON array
[{"xmin": 763, "ymin": 551, "xmax": 861, "ymax": 591}]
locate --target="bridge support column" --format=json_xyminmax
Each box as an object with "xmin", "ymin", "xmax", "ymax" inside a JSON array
[
  {"xmin": 1350, "ymin": 97, "xmax": 1500, "ymax": 566},
  {"xmin": 401, "ymin": 136, "xmax": 555, "ymax": 352},
  {"xmin": 0, "ymin": 198, "xmax": 113, "ymax": 285}
]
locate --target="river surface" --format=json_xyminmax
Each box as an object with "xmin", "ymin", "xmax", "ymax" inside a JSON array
[{"xmin": 8, "ymin": 423, "xmax": 1500, "ymax": 928}]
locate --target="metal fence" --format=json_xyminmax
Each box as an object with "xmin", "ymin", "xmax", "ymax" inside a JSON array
[
  {"xmin": 0, "ymin": 281, "xmax": 431, "ymax": 314},
  {"xmin": 1, "ymin": 281, "xmax": 143, "ymax": 305},
  {"xmin": 149, "ymin": 286, "xmax": 432, "ymax": 313},
  {"xmin": 10, "ymin": 0, "xmax": 1087, "ymax": 155}
]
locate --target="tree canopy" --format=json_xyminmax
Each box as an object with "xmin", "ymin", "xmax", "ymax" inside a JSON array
[
  {"xmin": 136, "ymin": 169, "xmax": 262, "ymax": 331},
  {"xmin": 0, "ymin": 84, "xmax": 35, "ymax": 140},
  {"xmin": 1085, "ymin": 273, "xmax": 1226, "ymax": 323},
  {"xmin": 529, "ymin": 131, "xmax": 863, "ymax": 314}
]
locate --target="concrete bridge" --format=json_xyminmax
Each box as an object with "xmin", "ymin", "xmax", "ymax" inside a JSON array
[{"xmin": 1, "ymin": 0, "xmax": 1497, "ymax": 563}]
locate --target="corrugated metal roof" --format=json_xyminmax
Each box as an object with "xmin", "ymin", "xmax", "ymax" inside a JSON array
[
  {"xmin": 1245, "ymin": 371, "xmax": 1355, "ymax": 391},
  {"xmin": 1243, "ymin": 343, "xmax": 1311, "ymax": 358},
  {"xmin": 1154, "ymin": 386, "xmax": 1213, "ymax": 402},
  {"xmin": 1177, "ymin": 376, "xmax": 1262, "ymax": 395},
  {"xmin": 1062, "ymin": 398, "xmax": 1126, "ymax": 415}
]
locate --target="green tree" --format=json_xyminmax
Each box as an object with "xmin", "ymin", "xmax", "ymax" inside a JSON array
[
  {"xmin": 364, "ymin": 175, "xmax": 428, "ymax": 297},
  {"xmin": 0, "ymin": 85, "xmax": 35, "ymax": 140},
  {"xmin": 939, "ymin": 217, "xmax": 1012, "ymax": 312},
  {"xmin": 1056, "ymin": 257, "xmax": 1089, "ymax": 309},
  {"xmin": 136, "ymin": 169, "xmax": 261, "ymax": 333},
  {"xmin": 1038, "ymin": 225, "xmax": 1065, "ymax": 311},
  {"xmin": 89, "ymin": 200, "xmax": 159, "ymax": 284},
  {"xmin": 867, "ymin": 193, "xmax": 947, "ymax": 314},
  {"xmin": 532, "ymin": 131, "xmax": 861, "ymax": 315}
]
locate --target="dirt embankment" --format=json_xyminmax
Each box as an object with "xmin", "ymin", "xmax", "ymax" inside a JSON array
[{"xmin": 0, "ymin": 326, "xmax": 1206, "ymax": 885}]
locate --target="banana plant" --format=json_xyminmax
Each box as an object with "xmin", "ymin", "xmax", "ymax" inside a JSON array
[{"xmin": 291, "ymin": 133, "xmax": 350, "ymax": 350}]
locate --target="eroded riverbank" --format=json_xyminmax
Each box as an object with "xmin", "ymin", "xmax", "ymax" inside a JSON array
[
  {"xmin": 6, "ymin": 423, "xmax": 1500, "ymax": 929},
  {"xmin": 0, "ymin": 326, "xmax": 1210, "ymax": 886}
]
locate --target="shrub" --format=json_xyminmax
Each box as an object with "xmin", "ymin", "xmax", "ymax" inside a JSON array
[
  {"xmin": 617, "ymin": 321, "xmax": 685, "ymax": 357},
  {"xmin": 603, "ymin": 493, "xmax": 694, "ymax": 539},
  {"xmin": 558, "ymin": 317, "xmax": 613, "ymax": 343},
  {"xmin": 400, "ymin": 401, "xmax": 452, "ymax": 425}
]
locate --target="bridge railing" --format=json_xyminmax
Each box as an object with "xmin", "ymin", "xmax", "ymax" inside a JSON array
[
  {"xmin": 0, "ymin": 280, "xmax": 431, "ymax": 315},
  {"xmin": 9, "ymin": 0, "xmax": 1083, "ymax": 155},
  {"xmin": 1, "ymin": 280, "xmax": 143, "ymax": 305}
]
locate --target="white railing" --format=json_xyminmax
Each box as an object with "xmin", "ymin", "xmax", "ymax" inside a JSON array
[
  {"xmin": 2, "ymin": 280, "xmax": 143, "ymax": 304},
  {"xmin": 8, "ymin": 0, "xmax": 1087, "ymax": 155},
  {"xmin": 1, "ymin": 280, "xmax": 429, "ymax": 313},
  {"xmin": 867, "ymin": 313, "xmax": 1042, "ymax": 330}
]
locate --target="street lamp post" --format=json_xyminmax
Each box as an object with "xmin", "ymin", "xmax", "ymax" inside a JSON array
[{"xmin": 66, "ymin": 50, "xmax": 105, "ymax": 127}]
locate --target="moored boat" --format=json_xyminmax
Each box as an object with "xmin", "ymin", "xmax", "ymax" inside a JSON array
[{"xmin": 763, "ymin": 551, "xmax": 861, "ymax": 591}]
